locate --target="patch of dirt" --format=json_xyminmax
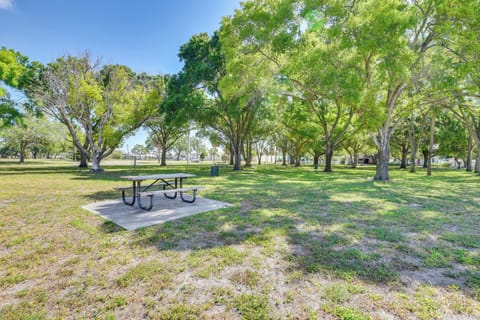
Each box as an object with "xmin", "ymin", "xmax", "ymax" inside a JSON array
[
  {"xmin": 399, "ymin": 267, "xmax": 464, "ymax": 288},
  {"xmin": 239, "ymin": 200, "xmax": 254, "ymax": 214},
  {"xmin": 408, "ymin": 203, "xmax": 424, "ymax": 208}
]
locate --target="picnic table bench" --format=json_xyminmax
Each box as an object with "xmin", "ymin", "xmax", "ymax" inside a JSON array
[{"xmin": 114, "ymin": 173, "xmax": 203, "ymax": 211}]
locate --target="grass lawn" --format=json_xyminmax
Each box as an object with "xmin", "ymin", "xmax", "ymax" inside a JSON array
[{"xmin": 1, "ymin": 160, "xmax": 479, "ymax": 319}]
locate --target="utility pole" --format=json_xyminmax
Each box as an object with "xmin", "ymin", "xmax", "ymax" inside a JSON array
[{"xmin": 186, "ymin": 127, "xmax": 190, "ymax": 165}]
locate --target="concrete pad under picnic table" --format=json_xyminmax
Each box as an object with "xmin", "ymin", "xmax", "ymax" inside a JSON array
[{"xmin": 82, "ymin": 196, "xmax": 232, "ymax": 231}]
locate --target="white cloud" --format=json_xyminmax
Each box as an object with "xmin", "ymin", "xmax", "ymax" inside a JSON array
[{"xmin": 0, "ymin": 0, "xmax": 13, "ymax": 10}]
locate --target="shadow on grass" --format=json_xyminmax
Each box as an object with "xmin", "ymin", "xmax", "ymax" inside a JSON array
[
  {"xmin": 4, "ymin": 162, "xmax": 479, "ymax": 294},
  {"xmin": 124, "ymin": 166, "xmax": 479, "ymax": 292},
  {"xmin": 100, "ymin": 220, "xmax": 125, "ymax": 233}
]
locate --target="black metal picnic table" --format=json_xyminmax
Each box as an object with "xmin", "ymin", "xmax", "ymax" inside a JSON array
[{"xmin": 117, "ymin": 173, "xmax": 199, "ymax": 210}]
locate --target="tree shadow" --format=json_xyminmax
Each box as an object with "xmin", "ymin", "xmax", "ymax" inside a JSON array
[
  {"xmin": 16, "ymin": 161, "xmax": 473, "ymax": 296},
  {"xmin": 122, "ymin": 167, "xmax": 479, "ymax": 297}
]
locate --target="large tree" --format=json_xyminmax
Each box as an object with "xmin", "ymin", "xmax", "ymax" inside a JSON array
[
  {"xmin": 144, "ymin": 74, "xmax": 196, "ymax": 166},
  {"xmin": 179, "ymin": 32, "xmax": 270, "ymax": 170},
  {"xmin": 0, "ymin": 47, "xmax": 29, "ymax": 127},
  {"xmin": 438, "ymin": 0, "xmax": 480, "ymax": 173},
  {"xmin": 31, "ymin": 54, "xmax": 154, "ymax": 172},
  {"xmin": 229, "ymin": 0, "xmax": 443, "ymax": 179},
  {"xmin": 227, "ymin": 0, "xmax": 363, "ymax": 172}
]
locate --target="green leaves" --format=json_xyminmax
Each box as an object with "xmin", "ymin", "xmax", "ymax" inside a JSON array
[
  {"xmin": 0, "ymin": 47, "xmax": 28, "ymax": 93},
  {"xmin": 30, "ymin": 53, "xmax": 155, "ymax": 170},
  {"xmin": 304, "ymin": 9, "xmax": 325, "ymax": 32}
]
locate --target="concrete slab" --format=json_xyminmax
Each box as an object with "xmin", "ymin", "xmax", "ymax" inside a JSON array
[{"xmin": 82, "ymin": 196, "xmax": 232, "ymax": 231}]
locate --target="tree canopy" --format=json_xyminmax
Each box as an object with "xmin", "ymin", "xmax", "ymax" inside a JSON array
[
  {"xmin": 30, "ymin": 54, "xmax": 155, "ymax": 171},
  {"xmin": 2, "ymin": 0, "xmax": 480, "ymax": 176}
]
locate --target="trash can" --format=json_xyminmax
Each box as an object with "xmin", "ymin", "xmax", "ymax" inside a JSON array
[{"xmin": 210, "ymin": 165, "xmax": 219, "ymax": 176}]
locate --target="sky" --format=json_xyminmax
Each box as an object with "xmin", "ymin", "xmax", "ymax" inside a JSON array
[{"xmin": 0, "ymin": 0, "xmax": 242, "ymax": 150}]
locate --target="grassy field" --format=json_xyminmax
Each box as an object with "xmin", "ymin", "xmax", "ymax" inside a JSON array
[{"xmin": 0, "ymin": 160, "xmax": 479, "ymax": 319}]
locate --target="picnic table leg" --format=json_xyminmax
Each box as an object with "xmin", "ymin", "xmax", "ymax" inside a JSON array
[
  {"xmin": 121, "ymin": 182, "xmax": 136, "ymax": 206},
  {"xmin": 138, "ymin": 193, "xmax": 154, "ymax": 211},
  {"xmin": 163, "ymin": 177, "xmax": 178, "ymax": 199},
  {"xmin": 178, "ymin": 177, "xmax": 197, "ymax": 203},
  {"xmin": 180, "ymin": 189, "xmax": 198, "ymax": 203}
]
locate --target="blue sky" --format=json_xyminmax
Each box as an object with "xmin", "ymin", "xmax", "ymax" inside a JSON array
[
  {"xmin": 1, "ymin": 0, "xmax": 241, "ymax": 74},
  {"xmin": 0, "ymin": 0, "xmax": 241, "ymax": 149}
]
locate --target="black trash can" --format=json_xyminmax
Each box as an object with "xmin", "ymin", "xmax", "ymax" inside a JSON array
[{"xmin": 210, "ymin": 165, "xmax": 219, "ymax": 176}]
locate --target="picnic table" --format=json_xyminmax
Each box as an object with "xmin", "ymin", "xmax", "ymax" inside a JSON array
[{"xmin": 115, "ymin": 173, "xmax": 203, "ymax": 211}]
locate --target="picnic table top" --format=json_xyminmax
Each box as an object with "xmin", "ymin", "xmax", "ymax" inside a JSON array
[{"xmin": 120, "ymin": 173, "xmax": 196, "ymax": 181}]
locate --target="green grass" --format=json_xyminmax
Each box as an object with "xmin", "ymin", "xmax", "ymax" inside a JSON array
[
  {"xmin": 1, "ymin": 160, "xmax": 480, "ymax": 318},
  {"xmin": 322, "ymin": 305, "xmax": 372, "ymax": 320},
  {"xmin": 233, "ymin": 294, "xmax": 270, "ymax": 320}
]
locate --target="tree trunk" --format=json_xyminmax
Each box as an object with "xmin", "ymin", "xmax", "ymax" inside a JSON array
[
  {"xmin": 408, "ymin": 115, "xmax": 418, "ymax": 173},
  {"xmin": 90, "ymin": 151, "xmax": 104, "ymax": 172},
  {"xmin": 244, "ymin": 140, "xmax": 253, "ymax": 167},
  {"xmin": 229, "ymin": 149, "xmax": 234, "ymax": 165},
  {"xmin": 466, "ymin": 134, "xmax": 473, "ymax": 172},
  {"xmin": 161, "ymin": 146, "xmax": 167, "ymax": 166},
  {"xmin": 345, "ymin": 150, "xmax": 353, "ymax": 168},
  {"xmin": 409, "ymin": 144, "xmax": 418, "ymax": 173},
  {"xmin": 475, "ymin": 150, "xmax": 480, "ymax": 173},
  {"xmin": 295, "ymin": 154, "xmax": 301, "ymax": 167},
  {"xmin": 374, "ymin": 129, "xmax": 391, "ymax": 181},
  {"xmin": 257, "ymin": 153, "xmax": 262, "ymax": 165},
  {"xmin": 427, "ymin": 114, "xmax": 435, "ymax": 176},
  {"xmin": 454, "ymin": 157, "xmax": 461, "ymax": 169},
  {"xmin": 313, "ymin": 153, "xmax": 321, "ymax": 169},
  {"xmin": 233, "ymin": 145, "xmax": 242, "ymax": 171},
  {"xmin": 19, "ymin": 141, "xmax": 26, "ymax": 164},
  {"xmin": 231, "ymin": 134, "xmax": 242, "ymax": 171},
  {"xmin": 79, "ymin": 154, "xmax": 88, "ymax": 167},
  {"xmin": 324, "ymin": 146, "xmax": 333, "ymax": 172},
  {"xmin": 375, "ymin": 146, "xmax": 390, "ymax": 180},
  {"xmin": 78, "ymin": 144, "xmax": 89, "ymax": 168},
  {"xmin": 422, "ymin": 150, "xmax": 428, "ymax": 168},
  {"xmin": 282, "ymin": 148, "xmax": 287, "ymax": 166},
  {"xmin": 289, "ymin": 153, "xmax": 295, "ymax": 165},
  {"xmin": 400, "ymin": 144, "xmax": 408, "ymax": 169},
  {"xmin": 352, "ymin": 151, "xmax": 359, "ymax": 169}
]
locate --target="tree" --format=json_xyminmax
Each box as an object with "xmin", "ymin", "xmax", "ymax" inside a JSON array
[
  {"xmin": 144, "ymin": 74, "xmax": 195, "ymax": 166},
  {"xmin": 189, "ymin": 135, "xmax": 207, "ymax": 160},
  {"xmin": 1, "ymin": 113, "xmax": 59, "ymax": 163},
  {"xmin": 179, "ymin": 30, "xmax": 271, "ymax": 171},
  {"xmin": 349, "ymin": 0, "xmax": 439, "ymax": 180},
  {"xmin": 170, "ymin": 135, "xmax": 189, "ymax": 161},
  {"xmin": 436, "ymin": 113, "xmax": 468, "ymax": 169},
  {"xmin": 271, "ymin": 124, "xmax": 290, "ymax": 166},
  {"xmin": 31, "ymin": 54, "xmax": 154, "ymax": 172},
  {"xmin": 253, "ymin": 139, "xmax": 269, "ymax": 165},
  {"xmin": 391, "ymin": 121, "xmax": 411, "ymax": 169},
  {"xmin": 342, "ymin": 126, "xmax": 372, "ymax": 169},
  {"xmin": 0, "ymin": 96, "xmax": 21, "ymax": 128},
  {"xmin": 131, "ymin": 144, "xmax": 148, "ymax": 160},
  {"xmin": 281, "ymin": 100, "xmax": 312, "ymax": 167},
  {"xmin": 0, "ymin": 47, "xmax": 29, "ymax": 127},
  {"xmin": 436, "ymin": 0, "xmax": 480, "ymax": 172},
  {"xmin": 228, "ymin": 0, "xmax": 363, "ymax": 172},
  {"xmin": 406, "ymin": 109, "xmax": 430, "ymax": 173}
]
